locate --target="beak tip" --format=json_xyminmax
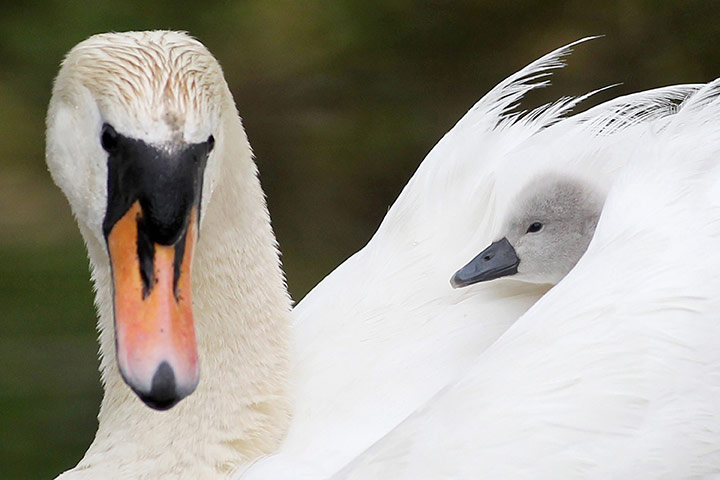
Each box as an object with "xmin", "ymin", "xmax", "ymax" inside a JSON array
[
  {"xmin": 139, "ymin": 392, "xmax": 181, "ymax": 411},
  {"xmin": 123, "ymin": 361, "xmax": 199, "ymax": 411}
]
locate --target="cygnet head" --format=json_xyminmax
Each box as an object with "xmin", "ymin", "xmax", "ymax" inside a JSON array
[{"xmin": 451, "ymin": 174, "xmax": 603, "ymax": 287}]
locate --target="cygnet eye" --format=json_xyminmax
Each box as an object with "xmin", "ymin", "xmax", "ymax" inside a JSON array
[
  {"xmin": 526, "ymin": 222, "xmax": 543, "ymax": 233},
  {"xmin": 101, "ymin": 124, "xmax": 119, "ymax": 152}
]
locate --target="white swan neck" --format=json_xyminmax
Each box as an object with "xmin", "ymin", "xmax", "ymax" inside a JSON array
[{"xmin": 65, "ymin": 110, "xmax": 292, "ymax": 479}]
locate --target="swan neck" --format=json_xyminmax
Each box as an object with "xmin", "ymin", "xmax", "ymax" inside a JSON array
[{"xmin": 75, "ymin": 109, "xmax": 292, "ymax": 477}]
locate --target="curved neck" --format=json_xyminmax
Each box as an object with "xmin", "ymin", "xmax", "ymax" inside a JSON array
[{"xmin": 68, "ymin": 110, "xmax": 292, "ymax": 478}]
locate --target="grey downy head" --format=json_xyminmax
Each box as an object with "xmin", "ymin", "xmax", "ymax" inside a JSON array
[{"xmin": 451, "ymin": 174, "xmax": 604, "ymax": 288}]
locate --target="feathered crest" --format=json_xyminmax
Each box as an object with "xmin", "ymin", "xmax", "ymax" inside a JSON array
[
  {"xmin": 453, "ymin": 37, "xmax": 601, "ymax": 134},
  {"xmin": 368, "ymin": 36, "xmax": 709, "ymax": 266},
  {"xmin": 666, "ymin": 77, "xmax": 720, "ymax": 132},
  {"xmin": 574, "ymin": 84, "xmax": 701, "ymax": 136},
  {"xmin": 369, "ymin": 39, "xmax": 604, "ymax": 250},
  {"xmin": 646, "ymin": 79, "xmax": 720, "ymax": 181}
]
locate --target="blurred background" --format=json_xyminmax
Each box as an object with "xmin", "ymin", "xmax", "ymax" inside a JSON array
[{"xmin": 1, "ymin": 0, "xmax": 719, "ymax": 477}]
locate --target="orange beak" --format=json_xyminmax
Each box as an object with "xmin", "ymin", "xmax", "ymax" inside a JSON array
[{"xmin": 107, "ymin": 201, "xmax": 199, "ymax": 410}]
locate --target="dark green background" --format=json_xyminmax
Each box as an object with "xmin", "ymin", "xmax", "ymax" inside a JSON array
[{"xmin": 1, "ymin": 1, "xmax": 719, "ymax": 478}]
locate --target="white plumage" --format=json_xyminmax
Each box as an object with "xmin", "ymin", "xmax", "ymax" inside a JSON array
[
  {"xmin": 331, "ymin": 80, "xmax": 720, "ymax": 479},
  {"xmin": 238, "ymin": 42, "xmax": 700, "ymax": 480},
  {"xmin": 45, "ymin": 30, "xmax": 717, "ymax": 480},
  {"xmin": 50, "ymin": 31, "xmax": 294, "ymax": 479}
]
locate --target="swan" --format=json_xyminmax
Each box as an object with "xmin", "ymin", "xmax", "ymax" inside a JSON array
[
  {"xmin": 47, "ymin": 31, "xmax": 698, "ymax": 478},
  {"xmin": 450, "ymin": 174, "xmax": 604, "ymax": 287},
  {"xmin": 332, "ymin": 80, "xmax": 720, "ymax": 479},
  {"xmin": 49, "ymin": 31, "xmax": 293, "ymax": 478},
  {"xmin": 238, "ymin": 50, "xmax": 700, "ymax": 480}
]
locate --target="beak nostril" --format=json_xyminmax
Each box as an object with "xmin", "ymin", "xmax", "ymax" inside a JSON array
[{"xmin": 451, "ymin": 237, "xmax": 519, "ymax": 287}]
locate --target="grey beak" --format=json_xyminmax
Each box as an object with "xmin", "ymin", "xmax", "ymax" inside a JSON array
[{"xmin": 450, "ymin": 237, "xmax": 520, "ymax": 288}]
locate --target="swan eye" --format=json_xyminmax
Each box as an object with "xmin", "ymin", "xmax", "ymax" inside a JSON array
[
  {"xmin": 526, "ymin": 222, "xmax": 543, "ymax": 233},
  {"xmin": 207, "ymin": 135, "xmax": 215, "ymax": 152},
  {"xmin": 101, "ymin": 124, "xmax": 119, "ymax": 152}
]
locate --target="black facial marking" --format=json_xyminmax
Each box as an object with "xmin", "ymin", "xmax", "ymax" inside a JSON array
[
  {"xmin": 101, "ymin": 124, "xmax": 119, "ymax": 152},
  {"xmin": 102, "ymin": 124, "xmax": 212, "ymax": 243},
  {"xmin": 102, "ymin": 123, "xmax": 213, "ymax": 296},
  {"xmin": 136, "ymin": 215, "xmax": 156, "ymax": 298},
  {"xmin": 173, "ymin": 227, "xmax": 188, "ymax": 299}
]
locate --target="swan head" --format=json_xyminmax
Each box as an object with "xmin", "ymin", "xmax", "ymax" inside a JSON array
[
  {"xmin": 46, "ymin": 31, "xmax": 231, "ymax": 409},
  {"xmin": 451, "ymin": 174, "xmax": 603, "ymax": 287}
]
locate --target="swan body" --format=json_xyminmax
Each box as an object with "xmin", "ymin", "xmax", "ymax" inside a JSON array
[
  {"xmin": 47, "ymin": 31, "xmax": 704, "ymax": 479},
  {"xmin": 237, "ymin": 50, "xmax": 700, "ymax": 479},
  {"xmin": 332, "ymin": 81, "xmax": 720, "ymax": 479}
]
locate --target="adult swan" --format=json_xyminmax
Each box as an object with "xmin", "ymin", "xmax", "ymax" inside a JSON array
[{"xmin": 48, "ymin": 31, "xmax": 694, "ymax": 479}]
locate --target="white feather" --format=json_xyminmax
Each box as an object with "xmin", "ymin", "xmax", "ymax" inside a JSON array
[
  {"xmin": 237, "ymin": 48, "xmax": 700, "ymax": 480},
  {"xmin": 46, "ymin": 31, "xmax": 711, "ymax": 479},
  {"xmin": 331, "ymin": 84, "xmax": 720, "ymax": 480}
]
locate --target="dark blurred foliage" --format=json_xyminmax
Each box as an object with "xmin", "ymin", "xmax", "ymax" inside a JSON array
[{"xmin": 0, "ymin": 1, "xmax": 718, "ymax": 477}]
